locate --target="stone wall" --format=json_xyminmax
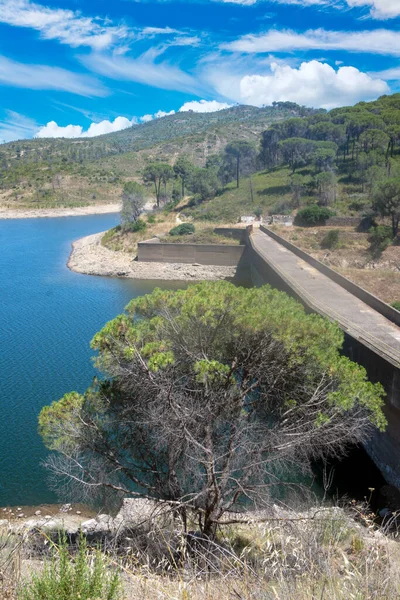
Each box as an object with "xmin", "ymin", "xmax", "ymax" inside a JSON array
[
  {"xmin": 325, "ymin": 216, "xmax": 361, "ymax": 227},
  {"xmin": 137, "ymin": 239, "xmax": 245, "ymax": 266}
]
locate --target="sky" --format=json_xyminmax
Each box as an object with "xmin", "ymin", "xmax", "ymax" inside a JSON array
[{"xmin": 0, "ymin": 0, "xmax": 400, "ymax": 142}]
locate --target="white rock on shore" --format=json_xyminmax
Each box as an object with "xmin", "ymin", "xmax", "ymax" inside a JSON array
[
  {"xmin": 0, "ymin": 203, "xmax": 121, "ymax": 220},
  {"xmin": 68, "ymin": 231, "xmax": 237, "ymax": 282}
]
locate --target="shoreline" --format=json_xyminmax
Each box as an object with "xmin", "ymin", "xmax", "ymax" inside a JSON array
[
  {"xmin": 68, "ymin": 231, "xmax": 237, "ymax": 281},
  {"xmin": 0, "ymin": 203, "xmax": 121, "ymax": 220}
]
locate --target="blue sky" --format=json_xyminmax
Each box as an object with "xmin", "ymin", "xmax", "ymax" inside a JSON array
[{"xmin": 0, "ymin": 0, "xmax": 400, "ymax": 142}]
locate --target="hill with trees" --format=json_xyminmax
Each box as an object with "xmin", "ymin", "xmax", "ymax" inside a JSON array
[{"xmin": 0, "ymin": 102, "xmax": 313, "ymax": 209}]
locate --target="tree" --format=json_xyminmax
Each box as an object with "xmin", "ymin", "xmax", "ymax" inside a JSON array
[
  {"xmin": 315, "ymin": 171, "xmax": 337, "ymax": 206},
  {"xmin": 188, "ymin": 167, "xmax": 220, "ymax": 202},
  {"xmin": 120, "ymin": 181, "xmax": 145, "ymax": 229},
  {"xmin": 223, "ymin": 141, "xmax": 257, "ymax": 188},
  {"xmin": 143, "ymin": 163, "xmax": 174, "ymax": 207},
  {"xmin": 173, "ymin": 157, "xmax": 194, "ymax": 198},
  {"xmin": 290, "ymin": 174, "xmax": 305, "ymax": 207},
  {"xmin": 311, "ymin": 142, "xmax": 338, "ymax": 172},
  {"xmin": 373, "ymin": 178, "xmax": 400, "ymax": 238},
  {"xmin": 39, "ymin": 282, "xmax": 385, "ymax": 539},
  {"xmin": 279, "ymin": 138, "xmax": 316, "ymax": 173}
]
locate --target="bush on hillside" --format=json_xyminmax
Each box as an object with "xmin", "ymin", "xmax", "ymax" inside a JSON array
[
  {"xmin": 124, "ymin": 218, "xmax": 147, "ymax": 233},
  {"xmin": 169, "ymin": 223, "xmax": 195, "ymax": 236},
  {"xmin": 368, "ymin": 225, "xmax": 393, "ymax": 255},
  {"xmin": 321, "ymin": 229, "xmax": 340, "ymax": 250},
  {"xmin": 294, "ymin": 205, "xmax": 334, "ymax": 227},
  {"xmin": 391, "ymin": 301, "xmax": 400, "ymax": 311}
]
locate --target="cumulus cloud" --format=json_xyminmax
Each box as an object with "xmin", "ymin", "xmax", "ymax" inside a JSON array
[
  {"xmin": 35, "ymin": 116, "xmax": 137, "ymax": 139},
  {"xmin": 238, "ymin": 60, "xmax": 389, "ymax": 109},
  {"xmin": 0, "ymin": 0, "xmax": 129, "ymax": 49},
  {"xmin": 33, "ymin": 100, "xmax": 236, "ymax": 141},
  {"xmin": 179, "ymin": 99, "xmax": 233, "ymax": 112},
  {"xmin": 139, "ymin": 109, "xmax": 176, "ymax": 122},
  {"xmin": 222, "ymin": 28, "xmax": 400, "ymax": 56},
  {"xmin": 0, "ymin": 54, "xmax": 106, "ymax": 96}
]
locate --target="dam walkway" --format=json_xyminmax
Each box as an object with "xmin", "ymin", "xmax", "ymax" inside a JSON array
[{"xmin": 250, "ymin": 228, "xmax": 400, "ymax": 369}]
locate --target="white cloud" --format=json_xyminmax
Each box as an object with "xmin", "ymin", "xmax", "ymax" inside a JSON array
[
  {"xmin": 0, "ymin": 54, "xmax": 107, "ymax": 96},
  {"xmin": 82, "ymin": 51, "xmax": 202, "ymax": 95},
  {"xmin": 345, "ymin": 0, "xmax": 400, "ymax": 19},
  {"xmin": 374, "ymin": 65, "xmax": 400, "ymax": 80},
  {"xmin": 139, "ymin": 109, "xmax": 175, "ymax": 123},
  {"xmin": 238, "ymin": 60, "xmax": 389, "ymax": 109},
  {"xmin": 179, "ymin": 99, "xmax": 233, "ymax": 112},
  {"xmin": 0, "ymin": 110, "xmax": 38, "ymax": 142},
  {"xmin": 0, "ymin": 0, "xmax": 129, "ymax": 49},
  {"xmin": 218, "ymin": 0, "xmax": 400, "ymax": 18},
  {"xmin": 222, "ymin": 28, "xmax": 400, "ymax": 56},
  {"xmin": 141, "ymin": 26, "xmax": 181, "ymax": 36},
  {"xmin": 35, "ymin": 116, "xmax": 137, "ymax": 139}
]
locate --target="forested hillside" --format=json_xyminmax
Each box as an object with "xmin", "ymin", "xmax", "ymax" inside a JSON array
[{"xmin": 0, "ymin": 102, "xmax": 313, "ymax": 208}]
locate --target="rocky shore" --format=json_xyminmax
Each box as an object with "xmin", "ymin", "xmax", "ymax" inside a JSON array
[
  {"xmin": 0, "ymin": 203, "xmax": 120, "ymax": 220},
  {"xmin": 68, "ymin": 231, "xmax": 237, "ymax": 281}
]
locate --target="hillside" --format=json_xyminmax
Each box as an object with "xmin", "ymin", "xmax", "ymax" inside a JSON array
[{"xmin": 0, "ymin": 103, "xmax": 313, "ymax": 209}]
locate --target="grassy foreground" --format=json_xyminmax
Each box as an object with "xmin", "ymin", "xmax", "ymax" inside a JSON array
[{"xmin": 1, "ymin": 506, "xmax": 400, "ymax": 600}]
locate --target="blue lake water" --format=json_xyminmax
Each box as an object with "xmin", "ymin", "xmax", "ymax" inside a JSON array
[{"xmin": 0, "ymin": 214, "xmax": 183, "ymax": 507}]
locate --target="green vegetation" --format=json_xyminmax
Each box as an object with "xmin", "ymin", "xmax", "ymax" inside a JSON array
[
  {"xmin": 120, "ymin": 181, "xmax": 145, "ymax": 230},
  {"xmin": 368, "ymin": 225, "xmax": 393, "ymax": 255},
  {"xmin": 294, "ymin": 205, "xmax": 334, "ymax": 227},
  {"xmin": 39, "ymin": 282, "xmax": 385, "ymax": 538},
  {"xmin": 168, "ymin": 222, "xmax": 195, "ymax": 236},
  {"xmin": 18, "ymin": 534, "xmax": 121, "ymax": 600},
  {"xmin": 392, "ymin": 301, "xmax": 400, "ymax": 311},
  {"xmin": 321, "ymin": 229, "xmax": 340, "ymax": 249},
  {"xmin": 0, "ymin": 103, "xmax": 308, "ymax": 209}
]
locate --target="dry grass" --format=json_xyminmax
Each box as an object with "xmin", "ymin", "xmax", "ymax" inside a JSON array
[
  {"xmin": 2, "ymin": 507, "xmax": 400, "ymax": 600},
  {"xmin": 274, "ymin": 225, "xmax": 400, "ymax": 304}
]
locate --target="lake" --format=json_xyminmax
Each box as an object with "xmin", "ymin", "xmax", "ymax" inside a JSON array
[{"xmin": 0, "ymin": 214, "xmax": 183, "ymax": 507}]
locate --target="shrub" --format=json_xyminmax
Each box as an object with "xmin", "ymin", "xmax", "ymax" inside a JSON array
[
  {"xmin": 18, "ymin": 534, "xmax": 121, "ymax": 600},
  {"xmin": 294, "ymin": 205, "xmax": 334, "ymax": 227},
  {"xmin": 169, "ymin": 223, "xmax": 195, "ymax": 236},
  {"xmin": 391, "ymin": 301, "xmax": 400, "ymax": 312},
  {"xmin": 147, "ymin": 214, "xmax": 156, "ymax": 224},
  {"xmin": 368, "ymin": 225, "xmax": 393, "ymax": 255},
  {"xmin": 254, "ymin": 207, "xmax": 263, "ymax": 219},
  {"xmin": 124, "ymin": 218, "xmax": 147, "ymax": 233},
  {"xmin": 321, "ymin": 229, "xmax": 340, "ymax": 250}
]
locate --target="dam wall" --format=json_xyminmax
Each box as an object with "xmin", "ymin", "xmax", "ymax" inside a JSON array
[
  {"xmin": 246, "ymin": 229, "xmax": 400, "ymax": 488},
  {"xmin": 137, "ymin": 238, "xmax": 245, "ymax": 267}
]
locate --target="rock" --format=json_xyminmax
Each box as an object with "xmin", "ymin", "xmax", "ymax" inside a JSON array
[
  {"xmin": 17, "ymin": 513, "xmax": 24, "ymax": 519},
  {"xmin": 60, "ymin": 504, "xmax": 71, "ymax": 513},
  {"xmin": 17, "ymin": 508, "xmax": 21, "ymax": 512},
  {"xmin": 44, "ymin": 515, "xmax": 52, "ymax": 519},
  {"xmin": 80, "ymin": 519, "xmax": 98, "ymax": 533},
  {"xmin": 35, "ymin": 510, "xmax": 41, "ymax": 516},
  {"xmin": 76, "ymin": 510, "xmax": 81, "ymax": 515}
]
